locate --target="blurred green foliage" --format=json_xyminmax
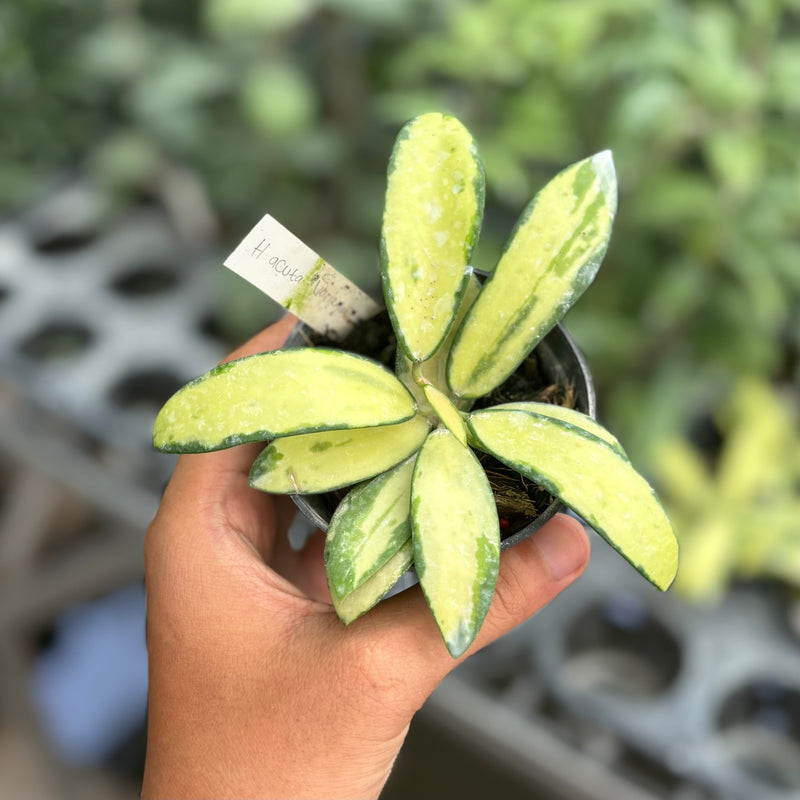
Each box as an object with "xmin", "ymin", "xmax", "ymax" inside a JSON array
[
  {"xmin": 653, "ymin": 377, "xmax": 800, "ymax": 600},
  {"xmin": 1, "ymin": 0, "xmax": 798, "ymax": 595}
]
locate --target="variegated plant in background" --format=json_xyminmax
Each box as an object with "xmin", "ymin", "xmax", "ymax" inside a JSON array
[{"xmin": 153, "ymin": 113, "xmax": 678, "ymax": 658}]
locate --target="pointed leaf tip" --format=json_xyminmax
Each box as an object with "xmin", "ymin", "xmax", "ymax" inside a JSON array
[
  {"xmin": 591, "ymin": 150, "xmax": 617, "ymax": 209},
  {"xmin": 468, "ymin": 409, "xmax": 678, "ymax": 591},
  {"xmin": 412, "ymin": 429, "xmax": 500, "ymax": 657},
  {"xmin": 447, "ymin": 152, "xmax": 619, "ymax": 399}
]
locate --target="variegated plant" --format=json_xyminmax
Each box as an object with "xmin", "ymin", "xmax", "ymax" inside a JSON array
[{"xmin": 153, "ymin": 113, "xmax": 678, "ymax": 658}]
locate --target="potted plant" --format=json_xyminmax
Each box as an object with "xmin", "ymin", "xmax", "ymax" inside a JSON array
[
  {"xmin": 153, "ymin": 112, "xmax": 678, "ymax": 658},
  {"xmin": 287, "ymin": 313, "xmax": 596, "ymax": 549}
]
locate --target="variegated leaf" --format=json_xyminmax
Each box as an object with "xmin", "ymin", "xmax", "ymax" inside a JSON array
[
  {"xmin": 412, "ymin": 428, "xmax": 500, "ymax": 657},
  {"xmin": 325, "ymin": 457, "xmax": 416, "ymax": 604},
  {"xmin": 468, "ymin": 408, "xmax": 678, "ymax": 590},
  {"xmin": 448, "ymin": 151, "xmax": 617, "ymax": 398},
  {"xmin": 422, "ymin": 386, "xmax": 468, "ymax": 446},
  {"xmin": 330, "ymin": 541, "xmax": 414, "ymax": 625},
  {"xmin": 249, "ymin": 416, "xmax": 430, "ymax": 493},
  {"xmin": 396, "ymin": 272, "xmax": 480, "ymax": 413},
  {"xmin": 153, "ymin": 348, "xmax": 415, "ymax": 453},
  {"xmin": 488, "ymin": 401, "xmax": 625, "ymax": 456},
  {"xmin": 381, "ymin": 113, "xmax": 485, "ymax": 362}
]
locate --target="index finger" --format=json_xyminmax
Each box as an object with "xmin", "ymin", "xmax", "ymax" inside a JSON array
[{"xmin": 222, "ymin": 313, "xmax": 299, "ymax": 364}]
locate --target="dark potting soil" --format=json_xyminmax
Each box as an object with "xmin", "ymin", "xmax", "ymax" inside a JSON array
[{"xmin": 309, "ymin": 312, "xmax": 576, "ymax": 538}]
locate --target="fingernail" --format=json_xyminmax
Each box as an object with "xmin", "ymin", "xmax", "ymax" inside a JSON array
[{"xmin": 533, "ymin": 518, "xmax": 589, "ymax": 581}]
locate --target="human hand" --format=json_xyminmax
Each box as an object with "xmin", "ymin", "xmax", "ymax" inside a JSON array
[{"xmin": 141, "ymin": 315, "xmax": 590, "ymax": 800}]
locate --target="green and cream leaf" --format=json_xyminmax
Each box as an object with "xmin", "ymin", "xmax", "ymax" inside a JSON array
[
  {"xmin": 153, "ymin": 348, "xmax": 416, "ymax": 453},
  {"xmin": 325, "ymin": 457, "xmax": 416, "ymax": 603},
  {"xmin": 411, "ymin": 429, "xmax": 500, "ymax": 657},
  {"xmin": 422, "ymin": 385, "xmax": 468, "ymax": 446},
  {"xmin": 381, "ymin": 112, "xmax": 485, "ymax": 362},
  {"xmin": 448, "ymin": 151, "xmax": 617, "ymax": 398},
  {"xmin": 467, "ymin": 408, "xmax": 678, "ymax": 591},
  {"xmin": 249, "ymin": 416, "xmax": 430, "ymax": 494},
  {"xmin": 489, "ymin": 401, "xmax": 625, "ymax": 456},
  {"xmin": 330, "ymin": 540, "xmax": 414, "ymax": 625},
  {"xmin": 396, "ymin": 272, "xmax": 480, "ymax": 413}
]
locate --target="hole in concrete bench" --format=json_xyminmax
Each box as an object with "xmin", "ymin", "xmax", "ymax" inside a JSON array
[
  {"xmin": 197, "ymin": 311, "xmax": 235, "ymax": 348},
  {"xmin": 20, "ymin": 321, "xmax": 94, "ymax": 361},
  {"xmin": 716, "ymin": 680, "xmax": 800, "ymax": 792},
  {"xmin": 561, "ymin": 592, "xmax": 682, "ymax": 699},
  {"xmin": 32, "ymin": 227, "xmax": 97, "ymax": 255},
  {"xmin": 109, "ymin": 369, "xmax": 185, "ymax": 414},
  {"xmin": 110, "ymin": 266, "xmax": 180, "ymax": 297}
]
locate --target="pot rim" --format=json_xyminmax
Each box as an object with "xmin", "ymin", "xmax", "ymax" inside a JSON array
[{"xmin": 284, "ymin": 317, "xmax": 596, "ymax": 551}]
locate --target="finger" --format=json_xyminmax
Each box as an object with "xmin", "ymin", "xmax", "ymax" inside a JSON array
[
  {"xmin": 169, "ymin": 441, "xmax": 267, "ymax": 494},
  {"xmin": 223, "ymin": 312, "xmax": 299, "ymax": 363},
  {"xmin": 343, "ymin": 514, "xmax": 590, "ymax": 709},
  {"xmin": 472, "ymin": 513, "xmax": 590, "ymax": 648}
]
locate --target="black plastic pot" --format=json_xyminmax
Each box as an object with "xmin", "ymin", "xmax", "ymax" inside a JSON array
[{"xmin": 284, "ymin": 316, "xmax": 595, "ymax": 550}]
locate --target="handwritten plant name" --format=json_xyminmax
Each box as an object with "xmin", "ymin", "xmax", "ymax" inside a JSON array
[{"xmin": 249, "ymin": 238, "xmax": 304, "ymax": 283}]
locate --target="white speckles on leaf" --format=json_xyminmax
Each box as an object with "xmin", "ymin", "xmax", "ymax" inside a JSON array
[
  {"xmin": 381, "ymin": 112, "xmax": 484, "ymax": 361},
  {"xmin": 412, "ymin": 429, "xmax": 499, "ymax": 657},
  {"xmin": 426, "ymin": 202, "xmax": 443, "ymax": 224},
  {"xmin": 447, "ymin": 152, "xmax": 618, "ymax": 398},
  {"xmin": 467, "ymin": 409, "xmax": 678, "ymax": 590}
]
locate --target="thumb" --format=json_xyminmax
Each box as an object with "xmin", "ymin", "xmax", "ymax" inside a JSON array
[
  {"xmin": 474, "ymin": 513, "xmax": 590, "ymax": 649},
  {"xmin": 348, "ymin": 513, "xmax": 590, "ymax": 710}
]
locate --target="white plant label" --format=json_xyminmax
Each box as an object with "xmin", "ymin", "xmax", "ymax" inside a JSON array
[{"xmin": 224, "ymin": 214, "xmax": 382, "ymax": 339}]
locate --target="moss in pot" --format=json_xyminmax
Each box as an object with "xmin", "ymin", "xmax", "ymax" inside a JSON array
[{"xmin": 153, "ymin": 113, "xmax": 678, "ymax": 658}]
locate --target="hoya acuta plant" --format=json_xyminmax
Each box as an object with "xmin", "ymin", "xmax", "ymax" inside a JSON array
[{"xmin": 153, "ymin": 112, "xmax": 678, "ymax": 658}]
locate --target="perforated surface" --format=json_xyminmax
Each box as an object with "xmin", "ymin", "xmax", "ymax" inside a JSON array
[
  {"xmin": 452, "ymin": 525, "xmax": 800, "ymax": 800},
  {"xmin": 0, "ymin": 181, "xmax": 225, "ymax": 452},
  {"xmin": 0, "ymin": 182, "xmax": 228, "ymax": 798}
]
